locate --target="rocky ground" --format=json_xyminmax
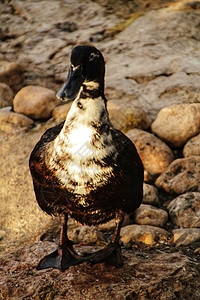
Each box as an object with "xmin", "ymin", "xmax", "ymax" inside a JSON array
[{"xmin": 0, "ymin": 0, "xmax": 200, "ymax": 299}]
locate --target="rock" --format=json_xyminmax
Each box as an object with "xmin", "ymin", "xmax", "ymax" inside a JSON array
[
  {"xmin": 0, "ymin": 111, "xmax": 34, "ymax": 131},
  {"xmin": 156, "ymin": 156, "xmax": 200, "ymax": 194},
  {"xmin": 137, "ymin": 73, "xmax": 200, "ymax": 120},
  {"xmin": 120, "ymin": 224, "xmax": 169, "ymax": 245},
  {"xmin": 133, "ymin": 204, "xmax": 168, "ymax": 227},
  {"xmin": 98, "ymin": 219, "xmax": 116, "ymax": 232},
  {"xmin": 98, "ymin": 214, "xmax": 132, "ymax": 232},
  {"xmin": 104, "ymin": 7, "xmax": 200, "ymax": 119},
  {"xmin": 143, "ymin": 170, "xmax": 154, "ymax": 183},
  {"xmin": 1, "ymin": 241, "xmax": 199, "ymax": 300},
  {"xmin": 168, "ymin": 0, "xmax": 200, "ymax": 11},
  {"xmin": 107, "ymin": 99, "xmax": 151, "ymax": 133},
  {"xmin": 13, "ymin": 85, "xmax": 58, "ymax": 120},
  {"xmin": 1, "ymin": 1, "xmax": 200, "ymax": 298},
  {"xmin": 183, "ymin": 134, "xmax": 200, "ymax": 157},
  {"xmin": 68, "ymin": 225, "xmax": 104, "ymax": 244},
  {"xmin": 151, "ymin": 104, "xmax": 200, "ymax": 148},
  {"xmin": 171, "ymin": 228, "xmax": 200, "ymax": 247},
  {"xmin": 0, "ymin": 61, "xmax": 23, "ymax": 91},
  {"xmin": 0, "ymin": 82, "xmax": 13, "ymax": 108},
  {"xmin": 126, "ymin": 128, "xmax": 174, "ymax": 176},
  {"xmin": 52, "ymin": 102, "xmax": 72, "ymax": 121},
  {"xmin": 167, "ymin": 192, "xmax": 200, "ymax": 228},
  {"xmin": 143, "ymin": 183, "xmax": 160, "ymax": 206}
]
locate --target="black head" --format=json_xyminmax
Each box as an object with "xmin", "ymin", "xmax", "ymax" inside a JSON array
[{"xmin": 57, "ymin": 45, "xmax": 105, "ymax": 101}]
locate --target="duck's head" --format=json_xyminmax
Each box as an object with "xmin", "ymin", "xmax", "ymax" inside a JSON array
[{"xmin": 57, "ymin": 45, "xmax": 105, "ymax": 102}]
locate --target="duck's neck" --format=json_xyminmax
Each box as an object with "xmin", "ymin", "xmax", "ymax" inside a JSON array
[
  {"xmin": 80, "ymin": 81, "xmax": 106, "ymax": 101},
  {"xmin": 64, "ymin": 82, "xmax": 110, "ymax": 131}
]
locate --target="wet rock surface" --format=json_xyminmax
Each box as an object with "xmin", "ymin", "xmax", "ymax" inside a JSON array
[
  {"xmin": 1, "ymin": 0, "xmax": 200, "ymax": 299},
  {"xmin": 1, "ymin": 241, "xmax": 199, "ymax": 300}
]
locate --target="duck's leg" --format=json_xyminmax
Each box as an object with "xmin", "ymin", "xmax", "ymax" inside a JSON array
[
  {"xmin": 87, "ymin": 210, "xmax": 124, "ymax": 267},
  {"xmin": 37, "ymin": 212, "xmax": 83, "ymax": 271}
]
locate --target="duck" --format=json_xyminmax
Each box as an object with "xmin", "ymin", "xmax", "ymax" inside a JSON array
[{"xmin": 29, "ymin": 45, "xmax": 144, "ymax": 271}]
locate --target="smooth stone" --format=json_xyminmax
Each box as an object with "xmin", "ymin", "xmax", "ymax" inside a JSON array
[
  {"xmin": 151, "ymin": 104, "xmax": 200, "ymax": 148},
  {"xmin": 126, "ymin": 128, "xmax": 174, "ymax": 176},
  {"xmin": 143, "ymin": 183, "xmax": 160, "ymax": 206},
  {"xmin": 98, "ymin": 214, "xmax": 132, "ymax": 232},
  {"xmin": 167, "ymin": 192, "xmax": 200, "ymax": 228},
  {"xmin": 120, "ymin": 224, "xmax": 169, "ymax": 245},
  {"xmin": 107, "ymin": 99, "xmax": 151, "ymax": 133},
  {"xmin": 183, "ymin": 134, "xmax": 200, "ymax": 157},
  {"xmin": 13, "ymin": 85, "xmax": 58, "ymax": 120},
  {"xmin": 134, "ymin": 204, "xmax": 168, "ymax": 227},
  {"xmin": 156, "ymin": 156, "xmax": 200, "ymax": 194}
]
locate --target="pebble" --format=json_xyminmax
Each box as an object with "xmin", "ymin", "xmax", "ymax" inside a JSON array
[
  {"xmin": 171, "ymin": 228, "xmax": 200, "ymax": 247},
  {"xmin": 13, "ymin": 85, "xmax": 58, "ymax": 120},
  {"xmin": 68, "ymin": 225, "xmax": 104, "ymax": 244},
  {"xmin": 167, "ymin": 192, "xmax": 200, "ymax": 228},
  {"xmin": 120, "ymin": 224, "xmax": 169, "ymax": 246},
  {"xmin": 126, "ymin": 128, "xmax": 174, "ymax": 176},
  {"xmin": 151, "ymin": 104, "xmax": 200, "ymax": 148},
  {"xmin": 98, "ymin": 219, "xmax": 116, "ymax": 232},
  {"xmin": 107, "ymin": 99, "xmax": 151, "ymax": 133},
  {"xmin": 143, "ymin": 183, "xmax": 160, "ymax": 206},
  {"xmin": 0, "ymin": 82, "xmax": 13, "ymax": 108},
  {"xmin": 156, "ymin": 156, "xmax": 200, "ymax": 194},
  {"xmin": 98, "ymin": 214, "xmax": 132, "ymax": 232},
  {"xmin": 183, "ymin": 134, "xmax": 200, "ymax": 157},
  {"xmin": 0, "ymin": 110, "xmax": 34, "ymax": 131},
  {"xmin": 134, "ymin": 204, "xmax": 168, "ymax": 227}
]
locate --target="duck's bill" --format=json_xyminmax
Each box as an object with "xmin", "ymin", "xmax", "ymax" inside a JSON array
[{"xmin": 56, "ymin": 66, "xmax": 84, "ymax": 101}]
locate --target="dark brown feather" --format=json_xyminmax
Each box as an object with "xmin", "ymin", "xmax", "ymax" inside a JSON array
[{"xmin": 29, "ymin": 122, "xmax": 143, "ymax": 225}]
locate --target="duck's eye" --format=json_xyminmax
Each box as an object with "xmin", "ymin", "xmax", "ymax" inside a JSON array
[{"xmin": 89, "ymin": 53, "xmax": 99, "ymax": 62}]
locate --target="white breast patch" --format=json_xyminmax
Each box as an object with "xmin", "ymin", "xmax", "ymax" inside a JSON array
[{"xmin": 47, "ymin": 123, "xmax": 115, "ymax": 195}]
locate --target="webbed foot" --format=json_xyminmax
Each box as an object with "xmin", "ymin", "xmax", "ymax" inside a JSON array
[
  {"xmin": 37, "ymin": 247, "xmax": 83, "ymax": 271},
  {"xmin": 87, "ymin": 242, "xmax": 123, "ymax": 267}
]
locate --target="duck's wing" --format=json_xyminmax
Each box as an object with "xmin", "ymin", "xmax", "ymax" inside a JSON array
[
  {"xmin": 110, "ymin": 128, "xmax": 144, "ymax": 211},
  {"xmin": 29, "ymin": 122, "xmax": 65, "ymax": 215}
]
